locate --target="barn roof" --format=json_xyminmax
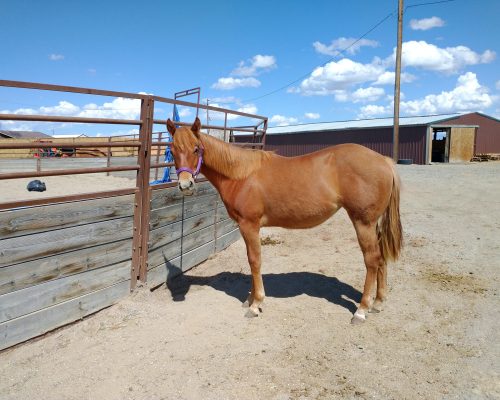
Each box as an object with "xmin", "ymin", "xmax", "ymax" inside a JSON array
[
  {"xmin": 267, "ymin": 113, "xmax": 469, "ymax": 135},
  {"xmin": 0, "ymin": 130, "xmax": 52, "ymax": 139}
]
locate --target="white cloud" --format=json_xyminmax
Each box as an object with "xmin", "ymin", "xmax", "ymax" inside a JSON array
[
  {"xmin": 1, "ymin": 96, "xmax": 142, "ymax": 133},
  {"xmin": 358, "ymin": 104, "xmax": 389, "ymax": 119},
  {"xmin": 334, "ymin": 87, "xmax": 385, "ymax": 103},
  {"xmin": 409, "ymin": 16, "xmax": 445, "ymax": 31},
  {"xmin": 358, "ymin": 72, "xmax": 496, "ymax": 118},
  {"xmin": 388, "ymin": 41, "xmax": 496, "ymax": 74},
  {"xmin": 177, "ymin": 107, "xmax": 192, "ymax": 118},
  {"xmin": 269, "ymin": 115, "xmax": 299, "ymax": 126},
  {"xmin": 373, "ymin": 71, "xmax": 416, "ymax": 85},
  {"xmin": 304, "ymin": 112, "xmax": 320, "ymax": 120},
  {"xmin": 400, "ymin": 72, "xmax": 495, "ymax": 115},
  {"xmin": 78, "ymin": 97, "xmax": 141, "ymax": 120},
  {"xmin": 313, "ymin": 37, "xmax": 379, "ymax": 56},
  {"xmin": 49, "ymin": 54, "xmax": 64, "ymax": 61},
  {"xmin": 351, "ymin": 87, "xmax": 385, "ymax": 103},
  {"xmin": 211, "ymin": 54, "xmax": 276, "ymax": 91},
  {"xmin": 232, "ymin": 55, "xmax": 277, "ymax": 77},
  {"xmin": 204, "ymin": 103, "xmax": 258, "ymax": 121},
  {"xmin": 39, "ymin": 101, "xmax": 80, "ymax": 115},
  {"xmin": 296, "ymin": 58, "xmax": 385, "ymax": 96},
  {"xmin": 211, "ymin": 77, "xmax": 261, "ymax": 90},
  {"xmin": 206, "ymin": 96, "xmax": 239, "ymax": 104}
]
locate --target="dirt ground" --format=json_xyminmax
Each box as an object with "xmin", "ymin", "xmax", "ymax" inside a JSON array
[
  {"xmin": 0, "ymin": 173, "xmax": 136, "ymax": 204},
  {"xmin": 1, "ymin": 162, "xmax": 499, "ymax": 400}
]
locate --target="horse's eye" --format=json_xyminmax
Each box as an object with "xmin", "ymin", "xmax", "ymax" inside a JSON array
[{"xmin": 194, "ymin": 147, "xmax": 199, "ymax": 154}]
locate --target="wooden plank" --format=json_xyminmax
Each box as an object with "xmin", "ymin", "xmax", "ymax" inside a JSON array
[
  {"xmin": 147, "ymin": 241, "xmax": 215, "ymax": 288},
  {"xmin": 216, "ymin": 228, "xmax": 241, "ymax": 252},
  {"xmin": 216, "ymin": 218, "xmax": 239, "ymax": 238},
  {"xmin": 148, "ymin": 223, "xmax": 216, "ymax": 270},
  {"xmin": 0, "ymin": 194, "xmax": 134, "ymax": 239},
  {"xmin": 0, "ymin": 238, "xmax": 132, "ymax": 296},
  {"xmin": 449, "ymin": 127, "xmax": 475, "ymax": 162},
  {"xmin": 216, "ymin": 202, "xmax": 233, "ymax": 223},
  {"xmin": 150, "ymin": 181, "xmax": 216, "ymax": 210},
  {"xmin": 0, "ymin": 280, "xmax": 130, "ymax": 351},
  {"xmin": 0, "ymin": 261, "xmax": 130, "ymax": 323},
  {"xmin": 148, "ymin": 210, "xmax": 215, "ymax": 251},
  {"xmin": 149, "ymin": 194, "xmax": 216, "ymax": 230},
  {"xmin": 0, "ymin": 217, "xmax": 133, "ymax": 268}
]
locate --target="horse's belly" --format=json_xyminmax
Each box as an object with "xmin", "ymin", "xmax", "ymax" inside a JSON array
[{"xmin": 263, "ymin": 202, "xmax": 340, "ymax": 229}]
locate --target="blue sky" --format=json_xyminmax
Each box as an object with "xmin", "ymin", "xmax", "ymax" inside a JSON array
[{"xmin": 0, "ymin": 0, "xmax": 498, "ymax": 136}]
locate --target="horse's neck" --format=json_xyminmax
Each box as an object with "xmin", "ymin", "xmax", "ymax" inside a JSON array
[{"xmin": 200, "ymin": 133, "xmax": 265, "ymax": 181}]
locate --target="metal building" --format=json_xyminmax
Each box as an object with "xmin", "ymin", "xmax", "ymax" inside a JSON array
[{"xmin": 264, "ymin": 112, "xmax": 500, "ymax": 164}]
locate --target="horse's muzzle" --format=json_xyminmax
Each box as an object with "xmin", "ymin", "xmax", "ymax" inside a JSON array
[{"xmin": 178, "ymin": 178, "xmax": 195, "ymax": 195}]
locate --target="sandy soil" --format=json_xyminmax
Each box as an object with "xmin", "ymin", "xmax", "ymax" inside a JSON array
[
  {"xmin": 0, "ymin": 174, "xmax": 136, "ymax": 204},
  {"xmin": 1, "ymin": 162, "xmax": 499, "ymax": 400}
]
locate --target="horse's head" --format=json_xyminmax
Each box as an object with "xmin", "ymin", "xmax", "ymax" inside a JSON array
[{"xmin": 166, "ymin": 117, "xmax": 204, "ymax": 195}]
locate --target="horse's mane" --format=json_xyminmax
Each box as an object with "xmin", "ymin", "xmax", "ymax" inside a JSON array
[{"xmin": 200, "ymin": 133, "xmax": 272, "ymax": 180}]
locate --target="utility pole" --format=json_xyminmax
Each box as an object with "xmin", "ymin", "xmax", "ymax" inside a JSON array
[{"xmin": 393, "ymin": 0, "xmax": 404, "ymax": 162}]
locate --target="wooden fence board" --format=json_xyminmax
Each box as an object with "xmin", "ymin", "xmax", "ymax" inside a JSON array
[
  {"xmin": 147, "ymin": 241, "xmax": 215, "ymax": 288},
  {"xmin": 150, "ymin": 181, "xmax": 216, "ymax": 210},
  {"xmin": 148, "ymin": 210, "xmax": 215, "ymax": 251},
  {"xmin": 148, "ymin": 223, "xmax": 216, "ymax": 270},
  {"xmin": 0, "ymin": 194, "xmax": 134, "ymax": 239},
  {"xmin": 216, "ymin": 218, "xmax": 239, "ymax": 238},
  {"xmin": 216, "ymin": 228, "xmax": 241, "ymax": 253},
  {"xmin": 0, "ymin": 280, "xmax": 130, "ymax": 351},
  {"xmin": 0, "ymin": 238, "xmax": 132, "ymax": 296},
  {"xmin": 0, "ymin": 260, "xmax": 130, "ymax": 323},
  {"xmin": 216, "ymin": 203, "xmax": 232, "ymax": 223},
  {"xmin": 0, "ymin": 217, "xmax": 133, "ymax": 268},
  {"xmin": 149, "ymin": 194, "xmax": 216, "ymax": 230}
]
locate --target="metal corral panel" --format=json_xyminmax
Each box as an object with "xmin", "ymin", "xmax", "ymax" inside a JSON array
[{"xmin": 263, "ymin": 125, "xmax": 428, "ymax": 164}]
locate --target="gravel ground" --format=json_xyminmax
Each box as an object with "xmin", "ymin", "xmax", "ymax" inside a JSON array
[{"xmin": 0, "ymin": 162, "xmax": 499, "ymax": 400}]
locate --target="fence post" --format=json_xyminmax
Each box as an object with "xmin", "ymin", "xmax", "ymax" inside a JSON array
[
  {"xmin": 106, "ymin": 137, "xmax": 111, "ymax": 176},
  {"xmin": 131, "ymin": 96, "xmax": 153, "ymax": 289}
]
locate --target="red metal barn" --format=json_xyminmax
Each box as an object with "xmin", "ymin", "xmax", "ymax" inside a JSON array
[{"xmin": 252, "ymin": 113, "xmax": 499, "ymax": 164}]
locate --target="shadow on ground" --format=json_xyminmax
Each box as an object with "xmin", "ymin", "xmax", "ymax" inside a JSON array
[{"xmin": 160, "ymin": 264, "xmax": 361, "ymax": 314}]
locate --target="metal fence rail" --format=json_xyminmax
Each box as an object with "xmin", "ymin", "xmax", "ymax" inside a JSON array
[{"xmin": 0, "ymin": 79, "xmax": 268, "ymax": 286}]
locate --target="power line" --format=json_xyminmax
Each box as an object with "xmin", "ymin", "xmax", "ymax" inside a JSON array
[
  {"xmin": 238, "ymin": 0, "xmax": 457, "ymax": 105},
  {"xmin": 406, "ymin": 0, "xmax": 456, "ymax": 9},
  {"xmin": 240, "ymin": 10, "xmax": 396, "ymax": 104}
]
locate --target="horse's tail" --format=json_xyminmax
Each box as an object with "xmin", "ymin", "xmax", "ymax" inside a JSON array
[{"xmin": 377, "ymin": 159, "xmax": 403, "ymax": 263}]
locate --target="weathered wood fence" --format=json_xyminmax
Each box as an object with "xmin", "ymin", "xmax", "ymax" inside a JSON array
[{"xmin": 0, "ymin": 80, "xmax": 267, "ymax": 350}]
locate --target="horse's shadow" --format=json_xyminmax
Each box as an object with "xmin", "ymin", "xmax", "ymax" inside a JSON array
[{"xmin": 161, "ymin": 263, "xmax": 362, "ymax": 314}]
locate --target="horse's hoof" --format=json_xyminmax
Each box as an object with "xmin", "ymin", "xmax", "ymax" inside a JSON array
[
  {"xmin": 242, "ymin": 300, "xmax": 250, "ymax": 308},
  {"xmin": 245, "ymin": 308, "xmax": 259, "ymax": 318},
  {"xmin": 351, "ymin": 311, "xmax": 366, "ymax": 325},
  {"xmin": 369, "ymin": 300, "xmax": 383, "ymax": 313}
]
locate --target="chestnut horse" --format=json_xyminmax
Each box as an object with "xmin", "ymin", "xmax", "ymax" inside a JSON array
[{"xmin": 166, "ymin": 117, "xmax": 402, "ymax": 324}]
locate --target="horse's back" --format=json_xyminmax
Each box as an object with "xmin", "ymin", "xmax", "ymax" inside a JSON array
[{"xmin": 329, "ymin": 144, "xmax": 396, "ymax": 219}]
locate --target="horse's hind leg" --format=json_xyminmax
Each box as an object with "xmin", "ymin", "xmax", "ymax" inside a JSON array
[
  {"xmin": 238, "ymin": 220, "xmax": 264, "ymax": 317},
  {"xmin": 350, "ymin": 219, "xmax": 385, "ymax": 324},
  {"xmin": 372, "ymin": 260, "xmax": 387, "ymax": 313}
]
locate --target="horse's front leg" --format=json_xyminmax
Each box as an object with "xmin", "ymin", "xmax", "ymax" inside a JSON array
[{"xmin": 238, "ymin": 220, "xmax": 264, "ymax": 317}]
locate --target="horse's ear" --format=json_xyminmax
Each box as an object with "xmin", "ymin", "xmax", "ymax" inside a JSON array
[
  {"xmin": 166, "ymin": 119, "xmax": 176, "ymax": 136},
  {"xmin": 191, "ymin": 117, "xmax": 201, "ymax": 138}
]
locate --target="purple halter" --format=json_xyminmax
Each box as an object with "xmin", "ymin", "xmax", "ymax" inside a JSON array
[{"xmin": 176, "ymin": 145, "xmax": 204, "ymax": 178}]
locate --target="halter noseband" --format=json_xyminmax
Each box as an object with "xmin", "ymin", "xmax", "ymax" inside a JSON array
[{"xmin": 175, "ymin": 145, "xmax": 204, "ymax": 179}]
